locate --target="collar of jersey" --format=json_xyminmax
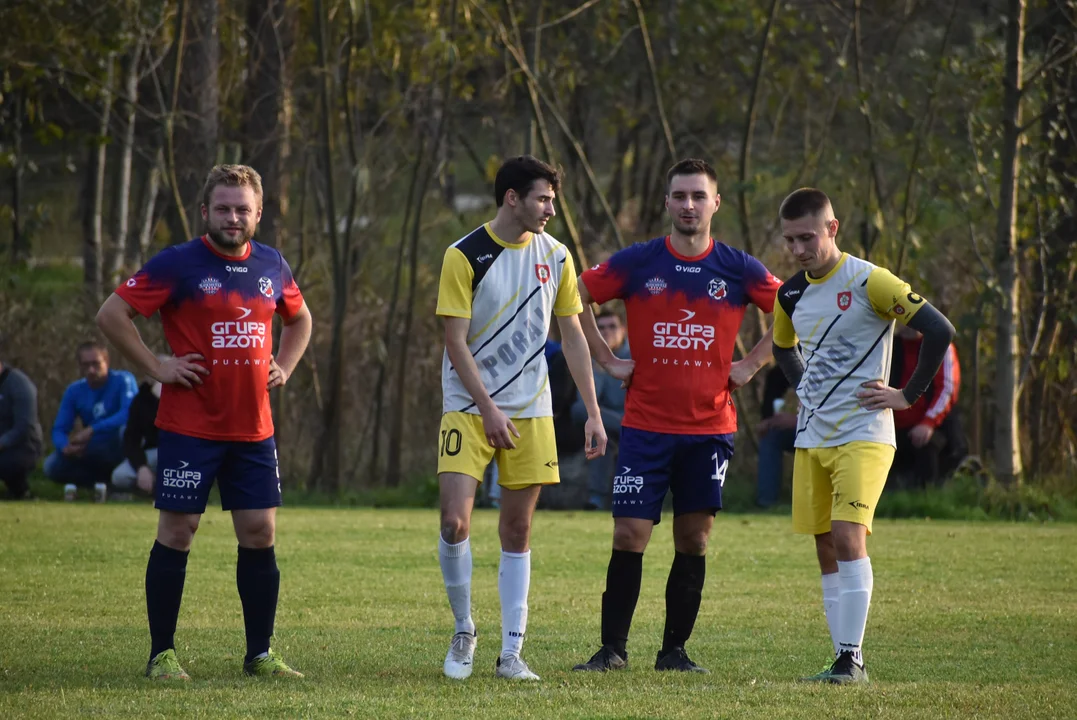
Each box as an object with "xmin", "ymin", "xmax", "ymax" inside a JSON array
[
  {"xmin": 806, "ymin": 252, "xmax": 848, "ymax": 284},
  {"xmin": 201, "ymin": 234, "xmax": 252, "ymax": 261},
  {"xmin": 665, "ymin": 235, "xmax": 713, "ymax": 261},
  {"xmin": 485, "ymin": 223, "xmax": 532, "ymax": 249}
]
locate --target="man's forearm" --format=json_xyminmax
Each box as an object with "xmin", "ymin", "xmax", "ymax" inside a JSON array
[
  {"xmin": 773, "ymin": 344, "xmax": 806, "ymax": 387},
  {"xmin": 275, "ymin": 310, "xmax": 313, "ymax": 377},
  {"xmin": 446, "ymin": 339, "xmax": 498, "ymax": 413},
  {"xmin": 741, "ymin": 326, "xmax": 775, "ymax": 375},
  {"xmin": 561, "ymin": 326, "xmax": 601, "ymax": 419},
  {"xmin": 579, "ymin": 302, "xmax": 615, "ymax": 367},
  {"xmin": 96, "ymin": 297, "xmax": 162, "ymax": 377}
]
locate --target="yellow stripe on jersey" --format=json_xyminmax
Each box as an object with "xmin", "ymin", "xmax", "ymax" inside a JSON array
[
  {"xmin": 844, "ymin": 266, "xmax": 872, "ymax": 289},
  {"xmin": 553, "ymin": 252, "xmax": 582, "ymax": 316},
  {"xmin": 467, "ymin": 287, "xmax": 522, "ymax": 344},
  {"xmin": 773, "ymin": 297, "xmax": 798, "ymax": 349},
  {"xmin": 512, "ymin": 375, "xmax": 550, "ymax": 419},
  {"xmin": 822, "ymin": 407, "xmax": 860, "ymax": 443},
  {"xmin": 866, "ymin": 267, "xmax": 925, "ymax": 324},
  {"xmin": 435, "ymin": 247, "xmax": 474, "ymax": 318}
]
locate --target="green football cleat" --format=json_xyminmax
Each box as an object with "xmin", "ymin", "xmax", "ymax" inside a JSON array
[
  {"xmin": 798, "ymin": 663, "xmax": 835, "ymax": 683},
  {"xmin": 825, "ymin": 651, "xmax": 869, "ymax": 685},
  {"xmin": 145, "ymin": 649, "xmax": 190, "ymax": 681},
  {"xmin": 243, "ymin": 649, "xmax": 304, "ymax": 678}
]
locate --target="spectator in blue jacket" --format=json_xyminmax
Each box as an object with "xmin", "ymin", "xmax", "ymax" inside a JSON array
[{"xmin": 44, "ymin": 341, "xmax": 137, "ymax": 500}]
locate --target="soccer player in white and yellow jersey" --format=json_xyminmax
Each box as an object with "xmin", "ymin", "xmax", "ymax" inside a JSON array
[
  {"xmin": 435, "ymin": 156, "xmax": 609, "ymax": 681},
  {"xmin": 771, "ymin": 188, "xmax": 955, "ymax": 684}
]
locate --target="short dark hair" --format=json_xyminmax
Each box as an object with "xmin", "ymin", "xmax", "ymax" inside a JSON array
[
  {"xmin": 666, "ymin": 158, "xmax": 719, "ymax": 192},
  {"xmin": 76, "ymin": 341, "xmax": 107, "ymax": 360},
  {"xmin": 596, "ymin": 309, "xmax": 622, "ymax": 325},
  {"xmin": 779, "ymin": 188, "xmax": 833, "ymax": 221},
  {"xmin": 494, "ymin": 155, "xmax": 562, "ymax": 207}
]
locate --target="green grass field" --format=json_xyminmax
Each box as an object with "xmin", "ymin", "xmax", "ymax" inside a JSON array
[{"xmin": 1, "ymin": 504, "xmax": 1074, "ymax": 719}]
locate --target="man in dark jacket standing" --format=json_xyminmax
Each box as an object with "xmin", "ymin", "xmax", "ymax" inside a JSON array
[{"xmin": 0, "ymin": 354, "xmax": 44, "ymax": 499}]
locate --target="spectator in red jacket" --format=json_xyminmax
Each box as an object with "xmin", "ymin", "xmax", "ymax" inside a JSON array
[{"xmin": 889, "ymin": 324, "xmax": 967, "ymax": 488}]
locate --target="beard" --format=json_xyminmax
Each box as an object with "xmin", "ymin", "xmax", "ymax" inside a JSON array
[
  {"xmin": 671, "ymin": 217, "xmax": 704, "ymax": 236},
  {"xmin": 207, "ymin": 224, "xmax": 254, "ymax": 248}
]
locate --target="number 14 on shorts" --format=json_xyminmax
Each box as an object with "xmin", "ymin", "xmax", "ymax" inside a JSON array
[{"xmin": 712, "ymin": 453, "xmax": 728, "ymax": 486}]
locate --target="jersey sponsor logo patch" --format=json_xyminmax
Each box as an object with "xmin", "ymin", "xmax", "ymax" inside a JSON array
[
  {"xmin": 646, "ymin": 276, "xmax": 667, "ymax": 295},
  {"xmin": 161, "ymin": 460, "xmax": 203, "ymax": 489},
  {"xmin": 675, "ymin": 264, "xmax": 702, "ymax": 273},
  {"xmin": 848, "ymin": 500, "xmax": 870, "ymax": 510},
  {"xmin": 784, "ymin": 288, "xmax": 801, "ymax": 298},
  {"xmin": 653, "ymin": 309, "xmax": 715, "ymax": 350},
  {"xmin": 708, "ymin": 278, "xmax": 727, "ymax": 300},
  {"xmin": 126, "ymin": 277, "xmax": 137, "ymax": 287},
  {"xmin": 199, "ymin": 276, "xmax": 222, "ymax": 295},
  {"xmin": 212, "ymin": 307, "xmax": 267, "ymax": 348},
  {"xmin": 226, "ymin": 265, "xmax": 248, "ymax": 273},
  {"xmin": 535, "ymin": 264, "xmax": 551, "ymax": 283},
  {"xmin": 477, "ymin": 253, "xmax": 493, "ymax": 263},
  {"xmin": 258, "ymin": 276, "xmax": 274, "ymax": 297},
  {"xmin": 837, "ymin": 291, "xmax": 852, "ymax": 311}
]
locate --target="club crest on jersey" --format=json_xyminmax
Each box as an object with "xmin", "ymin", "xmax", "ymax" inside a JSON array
[
  {"xmin": 646, "ymin": 276, "xmax": 667, "ymax": 295},
  {"xmin": 535, "ymin": 264, "xmax": 551, "ymax": 283},
  {"xmin": 258, "ymin": 276, "xmax": 274, "ymax": 297},
  {"xmin": 708, "ymin": 278, "xmax": 728, "ymax": 301},
  {"xmin": 199, "ymin": 276, "xmax": 222, "ymax": 295},
  {"xmin": 837, "ymin": 291, "xmax": 852, "ymax": 311}
]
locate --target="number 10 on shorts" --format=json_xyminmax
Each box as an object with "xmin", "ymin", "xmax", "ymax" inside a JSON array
[{"xmin": 711, "ymin": 452, "xmax": 728, "ymax": 486}]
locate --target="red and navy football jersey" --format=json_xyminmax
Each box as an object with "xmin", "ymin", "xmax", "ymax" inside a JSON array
[
  {"xmin": 581, "ymin": 236, "xmax": 781, "ymax": 435},
  {"xmin": 116, "ymin": 235, "xmax": 304, "ymax": 442}
]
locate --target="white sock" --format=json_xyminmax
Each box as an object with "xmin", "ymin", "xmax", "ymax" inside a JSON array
[
  {"xmin": 498, "ymin": 550, "xmax": 531, "ymax": 658},
  {"xmin": 821, "ymin": 572, "xmax": 841, "ymax": 656},
  {"xmin": 438, "ymin": 537, "xmax": 475, "ymax": 636},
  {"xmin": 836, "ymin": 557, "xmax": 873, "ymax": 665}
]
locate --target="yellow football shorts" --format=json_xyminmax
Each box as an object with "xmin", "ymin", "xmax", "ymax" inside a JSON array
[
  {"xmin": 436, "ymin": 411, "xmax": 560, "ymax": 489},
  {"xmin": 792, "ymin": 441, "xmax": 895, "ymax": 535}
]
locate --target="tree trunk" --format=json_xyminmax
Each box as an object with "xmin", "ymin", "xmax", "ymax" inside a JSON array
[
  {"xmin": 244, "ymin": 0, "xmax": 294, "ymax": 249},
  {"xmin": 85, "ymin": 55, "xmax": 115, "ymax": 306},
  {"xmin": 992, "ymin": 0, "xmax": 1026, "ymax": 484},
  {"xmin": 168, "ymin": 0, "xmax": 219, "ymax": 243},
  {"xmin": 135, "ymin": 149, "xmax": 165, "ymax": 264},
  {"xmin": 308, "ymin": 0, "xmax": 344, "ymax": 492},
  {"xmin": 109, "ymin": 44, "xmax": 141, "ymax": 282},
  {"xmin": 10, "ymin": 89, "xmax": 28, "ymax": 263}
]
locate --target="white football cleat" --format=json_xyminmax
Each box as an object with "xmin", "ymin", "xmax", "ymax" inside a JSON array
[
  {"xmin": 443, "ymin": 632, "xmax": 477, "ymax": 680},
  {"xmin": 495, "ymin": 653, "xmax": 540, "ymax": 681}
]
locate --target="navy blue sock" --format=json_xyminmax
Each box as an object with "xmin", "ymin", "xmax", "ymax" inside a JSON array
[
  {"xmin": 146, "ymin": 541, "xmax": 189, "ymax": 661},
  {"xmin": 237, "ymin": 545, "xmax": 280, "ymax": 663}
]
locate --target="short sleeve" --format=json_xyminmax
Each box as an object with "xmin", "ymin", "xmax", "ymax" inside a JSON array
[
  {"xmin": 579, "ymin": 244, "xmax": 641, "ymax": 304},
  {"xmin": 744, "ymin": 254, "xmax": 782, "ymax": 313},
  {"xmin": 436, "ymin": 247, "xmax": 474, "ymax": 318},
  {"xmin": 772, "ymin": 293, "xmax": 799, "ymax": 349},
  {"xmin": 276, "ymin": 253, "xmax": 305, "ymax": 320},
  {"xmin": 553, "ymin": 251, "xmax": 583, "ymax": 316},
  {"xmin": 866, "ymin": 268, "xmax": 925, "ymax": 324},
  {"xmin": 115, "ymin": 248, "xmax": 177, "ymax": 317}
]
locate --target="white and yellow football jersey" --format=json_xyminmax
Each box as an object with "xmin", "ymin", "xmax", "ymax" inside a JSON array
[
  {"xmin": 436, "ymin": 223, "xmax": 582, "ymax": 418},
  {"xmin": 773, "ymin": 253, "xmax": 924, "ymax": 449}
]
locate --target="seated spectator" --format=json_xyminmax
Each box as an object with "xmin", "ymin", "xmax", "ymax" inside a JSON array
[
  {"xmin": 44, "ymin": 341, "xmax": 137, "ymax": 502},
  {"xmin": 570, "ymin": 309, "xmax": 631, "ymax": 510},
  {"xmin": 889, "ymin": 324, "xmax": 967, "ymax": 488},
  {"xmin": 756, "ymin": 365, "xmax": 797, "ymax": 508},
  {"xmin": 0, "ymin": 353, "xmax": 44, "ymax": 500},
  {"xmin": 112, "ymin": 365, "xmax": 165, "ymax": 495}
]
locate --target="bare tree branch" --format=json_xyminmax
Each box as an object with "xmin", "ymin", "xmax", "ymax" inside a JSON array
[
  {"xmin": 631, "ymin": 0, "xmax": 675, "ymax": 159},
  {"xmin": 531, "ymin": 0, "xmax": 605, "ymax": 31}
]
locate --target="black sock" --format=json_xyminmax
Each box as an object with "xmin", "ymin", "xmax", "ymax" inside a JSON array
[
  {"xmin": 146, "ymin": 541, "xmax": 189, "ymax": 661},
  {"xmin": 237, "ymin": 545, "xmax": 280, "ymax": 663},
  {"xmin": 600, "ymin": 549, "xmax": 644, "ymax": 658},
  {"xmin": 661, "ymin": 551, "xmax": 707, "ymax": 654}
]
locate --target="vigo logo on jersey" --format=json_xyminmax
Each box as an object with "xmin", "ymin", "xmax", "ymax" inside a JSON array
[
  {"xmin": 652, "ymin": 309, "xmax": 715, "ymax": 350},
  {"xmin": 804, "ymin": 334, "xmax": 858, "ymax": 393},
  {"xmin": 211, "ymin": 307, "xmax": 267, "ymax": 348},
  {"xmin": 475, "ymin": 306, "xmax": 547, "ymax": 380},
  {"xmin": 613, "ymin": 467, "xmax": 644, "ymax": 494},
  {"xmin": 161, "ymin": 461, "xmax": 202, "ymax": 489}
]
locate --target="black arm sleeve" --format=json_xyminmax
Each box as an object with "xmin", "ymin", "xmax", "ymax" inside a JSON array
[
  {"xmin": 900, "ymin": 302, "xmax": 956, "ymax": 405},
  {"xmin": 773, "ymin": 344, "xmax": 806, "ymax": 389}
]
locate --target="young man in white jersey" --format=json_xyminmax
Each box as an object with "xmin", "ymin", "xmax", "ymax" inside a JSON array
[
  {"xmin": 771, "ymin": 188, "xmax": 955, "ymax": 684},
  {"xmin": 435, "ymin": 155, "xmax": 608, "ymax": 681}
]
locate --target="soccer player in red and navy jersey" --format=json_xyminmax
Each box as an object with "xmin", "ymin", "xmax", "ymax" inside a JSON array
[
  {"xmin": 572, "ymin": 159, "xmax": 781, "ymax": 673},
  {"xmin": 96, "ymin": 165, "xmax": 312, "ymax": 681}
]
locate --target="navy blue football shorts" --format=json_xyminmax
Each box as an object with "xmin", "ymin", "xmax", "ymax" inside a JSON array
[
  {"xmin": 612, "ymin": 426, "xmax": 735, "ymax": 524},
  {"xmin": 155, "ymin": 429, "xmax": 281, "ymax": 514}
]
